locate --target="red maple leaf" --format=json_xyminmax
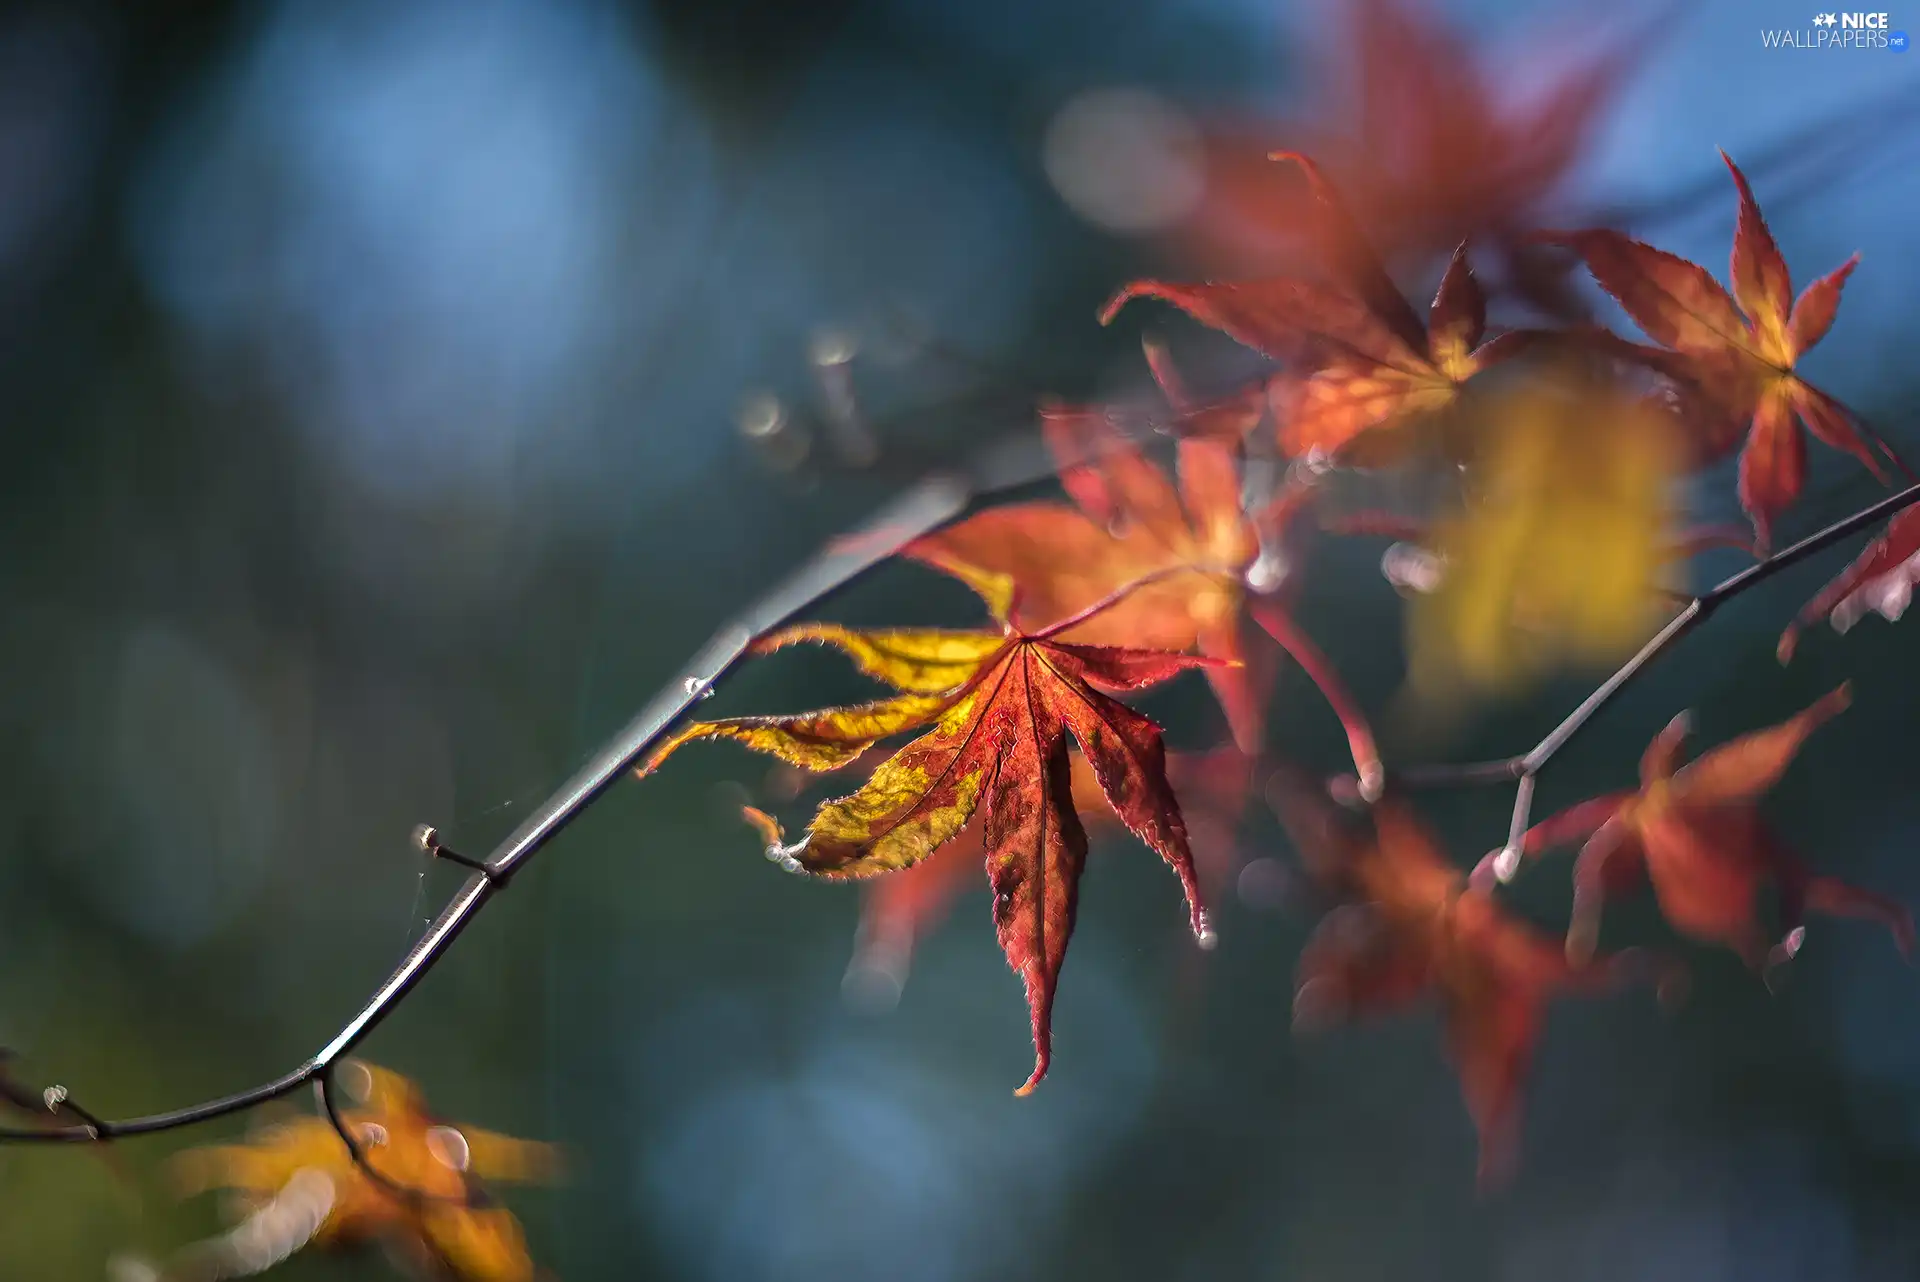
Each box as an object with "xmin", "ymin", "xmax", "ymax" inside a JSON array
[
  {"xmin": 1482, "ymin": 684, "xmax": 1914, "ymax": 970},
  {"xmin": 637, "ymin": 578, "xmax": 1227, "ymax": 1093},
  {"xmin": 1269, "ymin": 770, "xmax": 1658, "ymax": 1186},
  {"xmin": 1543, "ymin": 152, "xmax": 1898, "ymax": 552},
  {"xmin": 1167, "ymin": 0, "xmax": 1641, "ymax": 294},
  {"xmin": 1105, "ymin": 153, "xmax": 1536, "ymax": 469}
]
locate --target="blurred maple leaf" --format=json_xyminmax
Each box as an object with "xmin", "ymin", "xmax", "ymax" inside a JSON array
[
  {"xmin": 1168, "ymin": 0, "xmax": 1644, "ymax": 294},
  {"xmin": 167, "ymin": 1061, "xmax": 559, "ymax": 1282},
  {"xmin": 1269, "ymin": 770, "xmax": 1661, "ymax": 1186},
  {"xmin": 1777, "ymin": 506, "xmax": 1920, "ymax": 662},
  {"xmin": 1402, "ymin": 369, "xmax": 1683, "ymax": 704},
  {"xmin": 1545, "ymin": 152, "xmax": 1899, "ymax": 552},
  {"xmin": 1481, "ymin": 685, "xmax": 1914, "ymax": 970},
  {"xmin": 1106, "ymin": 153, "xmax": 1537, "ymax": 468},
  {"xmin": 634, "ymin": 578, "xmax": 1226, "ymax": 1093}
]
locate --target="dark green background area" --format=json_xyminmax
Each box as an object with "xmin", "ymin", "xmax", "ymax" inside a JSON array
[{"xmin": 3, "ymin": 1, "xmax": 1920, "ymax": 1279}]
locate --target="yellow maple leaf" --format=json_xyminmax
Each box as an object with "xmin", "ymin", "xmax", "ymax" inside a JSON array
[{"xmin": 167, "ymin": 1061, "xmax": 560, "ymax": 1282}]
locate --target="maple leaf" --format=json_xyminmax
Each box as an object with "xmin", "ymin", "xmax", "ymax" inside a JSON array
[
  {"xmin": 1402, "ymin": 371, "xmax": 1683, "ymax": 701},
  {"xmin": 1543, "ymin": 151, "xmax": 1896, "ymax": 553},
  {"xmin": 1481, "ymin": 685, "xmax": 1914, "ymax": 970},
  {"xmin": 1777, "ymin": 506, "xmax": 1920, "ymax": 662},
  {"xmin": 828, "ymin": 746, "xmax": 1255, "ymax": 1004},
  {"xmin": 1268, "ymin": 770, "xmax": 1657, "ymax": 1186},
  {"xmin": 1103, "ymin": 152, "xmax": 1535, "ymax": 467},
  {"xmin": 634, "ymin": 577, "xmax": 1227, "ymax": 1093},
  {"xmin": 1167, "ymin": 0, "xmax": 1640, "ymax": 290},
  {"xmin": 169, "ymin": 1061, "xmax": 559, "ymax": 1282}
]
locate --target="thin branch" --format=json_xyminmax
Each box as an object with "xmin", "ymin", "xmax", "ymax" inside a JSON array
[
  {"xmin": 0, "ymin": 423, "xmax": 1137, "ymax": 1158},
  {"xmin": 1449, "ymin": 482, "xmax": 1920, "ymax": 877}
]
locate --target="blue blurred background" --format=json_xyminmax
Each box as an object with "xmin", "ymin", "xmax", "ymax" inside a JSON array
[{"xmin": 4, "ymin": 0, "xmax": 1920, "ymax": 1277}]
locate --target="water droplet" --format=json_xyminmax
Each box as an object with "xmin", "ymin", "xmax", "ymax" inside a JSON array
[
  {"xmin": 359, "ymin": 1122, "xmax": 389, "ymax": 1148},
  {"xmin": 1382, "ymin": 543, "xmax": 1446, "ymax": 596},
  {"xmin": 1492, "ymin": 844, "xmax": 1522, "ymax": 883},
  {"xmin": 1193, "ymin": 909, "xmax": 1218, "ymax": 951},
  {"xmin": 810, "ymin": 328, "xmax": 859, "ymax": 368},
  {"xmin": 338, "ymin": 1060, "xmax": 374, "ymax": 1104},
  {"xmin": 1236, "ymin": 858, "xmax": 1292, "ymax": 910},
  {"xmin": 737, "ymin": 392, "xmax": 785, "ymax": 439},
  {"xmin": 1245, "ymin": 546, "xmax": 1290, "ymax": 593},
  {"xmin": 1357, "ymin": 764, "xmax": 1385, "ymax": 803},
  {"xmin": 426, "ymin": 1125, "xmax": 472, "ymax": 1172},
  {"xmin": 682, "ymin": 676, "xmax": 715, "ymax": 699}
]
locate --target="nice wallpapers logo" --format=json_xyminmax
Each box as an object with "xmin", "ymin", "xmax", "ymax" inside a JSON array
[{"xmin": 1762, "ymin": 11, "xmax": 1910, "ymax": 47}]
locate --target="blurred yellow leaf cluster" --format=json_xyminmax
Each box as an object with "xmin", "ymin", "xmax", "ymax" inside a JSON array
[
  {"xmin": 1406, "ymin": 373, "xmax": 1682, "ymax": 703},
  {"xmin": 165, "ymin": 1061, "xmax": 559, "ymax": 1282}
]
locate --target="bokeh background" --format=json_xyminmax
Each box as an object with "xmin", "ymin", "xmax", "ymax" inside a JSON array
[{"xmin": 4, "ymin": 0, "xmax": 1920, "ymax": 1278}]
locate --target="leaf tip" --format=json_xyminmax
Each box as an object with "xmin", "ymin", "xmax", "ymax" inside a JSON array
[
  {"xmin": 1775, "ymin": 626, "xmax": 1799, "ymax": 665},
  {"xmin": 1097, "ymin": 284, "xmax": 1151, "ymax": 327},
  {"xmin": 1356, "ymin": 762, "xmax": 1386, "ymax": 804},
  {"xmin": 1193, "ymin": 908, "xmax": 1220, "ymax": 952},
  {"xmin": 1820, "ymin": 681, "xmax": 1854, "ymax": 720}
]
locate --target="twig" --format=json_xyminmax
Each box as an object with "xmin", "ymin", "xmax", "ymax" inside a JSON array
[
  {"xmin": 313, "ymin": 1065, "xmax": 475, "ymax": 1210},
  {"xmin": 1378, "ymin": 482, "xmax": 1920, "ymax": 879},
  {"xmin": 0, "ymin": 423, "xmax": 1152, "ymax": 1189}
]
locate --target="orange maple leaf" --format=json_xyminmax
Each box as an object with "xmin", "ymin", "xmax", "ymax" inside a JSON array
[
  {"xmin": 1481, "ymin": 685, "xmax": 1914, "ymax": 970},
  {"xmin": 1544, "ymin": 152, "xmax": 1897, "ymax": 552},
  {"xmin": 169, "ymin": 1061, "xmax": 559, "ymax": 1282},
  {"xmin": 1104, "ymin": 153, "xmax": 1536, "ymax": 467},
  {"xmin": 635, "ymin": 578, "xmax": 1228, "ymax": 1093},
  {"xmin": 1270, "ymin": 770, "xmax": 1659, "ymax": 1187},
  {"xmin": 1169, "ymin": 0, "xmax": 1640, "ymax": 289}
]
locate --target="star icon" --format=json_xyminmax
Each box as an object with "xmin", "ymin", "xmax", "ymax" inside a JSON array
[{"xmin": 1814, "ymin": 12, "xmax": 1838, "ymax": 25}]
